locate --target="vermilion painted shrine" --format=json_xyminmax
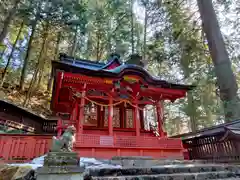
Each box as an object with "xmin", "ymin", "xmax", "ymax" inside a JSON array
[
  {"xmin": 51, "ymin": 53, "xmax": 193, "ymax": 159},
  {"xmin": 0, "ymin": 53, "xmax": 194, "ymax": 162}
]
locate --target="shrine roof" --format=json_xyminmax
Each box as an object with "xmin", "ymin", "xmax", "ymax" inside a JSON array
[
  {"xmin": 0, "ymin": 100, "xmax": 47, "ymax": 121},
  {"xmin": 52, "ymin": 53, "xmax": 194, "ymax": 91},
  {"xmin": 58, "ymin": 53, "xmax": 121, "ymax": 71},
  {"xmin": 171, "ymin": 119, "xmax": 240, "ymax": 140}
]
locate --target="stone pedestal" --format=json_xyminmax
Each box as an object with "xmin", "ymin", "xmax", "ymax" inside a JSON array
[{"xmin": 37, "ymin": 152, "xmax": 84, "ymax": 180}]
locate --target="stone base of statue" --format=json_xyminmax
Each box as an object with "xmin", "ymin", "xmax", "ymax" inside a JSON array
[{"xmin": 36, "ymin": 152, "xmax": 84, "ymax": 180}]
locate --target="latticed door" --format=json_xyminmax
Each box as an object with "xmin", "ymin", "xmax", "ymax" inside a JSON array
[
  {"xmin": 84, "ymin": 104, "xmax": 97, "ymax": 126},
  {"xmin": 113, "ymin": 107, "xmax": 120, "ymax": 127},
  {"xmin": 104, "ymin": 108, "xmax": 108, "ymax": 127},
  {"xmin": 126, "ymin": 109, "xmax": 133, "ymax": 128},
  {"xmin": 104, "ymin": 107, "xmax": 120, "ymax": 127}
]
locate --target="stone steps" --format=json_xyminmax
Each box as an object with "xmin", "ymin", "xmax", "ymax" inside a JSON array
[
  {"xmin": 215, "ymin": 179, "xmax": 240, "ymax": 180},
  {"xmin": 86, "ymin": 164, "xmax": 240, "ymax": 176},
  {"xmin": 91, "ymin": 171, "xmax": 238, "ymax": 180},
  {"xmin": 85, "ymin": 163, "xmax": 240, "ymax": 180}
]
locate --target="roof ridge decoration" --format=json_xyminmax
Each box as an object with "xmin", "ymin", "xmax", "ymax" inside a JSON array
[
  {"xmin": 125, "ymin": 54, "xmax": 144, "ymax": 67},
  {"xmin": 101, "ymin": 53, "xmax": 122, "ymax": 70}
]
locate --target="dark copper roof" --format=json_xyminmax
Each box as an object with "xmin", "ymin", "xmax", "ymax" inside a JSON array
[
  {"xmin": 171, "ymin": 119, "xmax": 240, "ymax": 140},
  {"xmin": 0, "ymin": 100, "xmax": 47, "ymax": 121},
  {"xmin": 52, "ymin": 53, "xmax": 195, "ymax": 91}
]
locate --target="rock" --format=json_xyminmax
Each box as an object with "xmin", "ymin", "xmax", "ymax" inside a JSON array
[
  {"xmin": 0, "ymin": 165, "xmax": 19, "ymax": 180},
  {"xmin": 36, "ymin": 152, "xmax": 84, "ymax": 180},
  {"xmin": 0, "ymin": 164, "xmax": 35, "ymax": 180},
  {"xmin": 11, "ymin": 166, "xmax": 35, "ymax": 180},
  {"xmin": 85, "ymin": 163, "xmax": 240, "ymax": 180},
  {"xmin": 43, "ymin": 152, "xmax": 79, "ymax": 167}
]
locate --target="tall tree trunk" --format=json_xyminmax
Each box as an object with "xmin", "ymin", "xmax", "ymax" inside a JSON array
[
  {"xmin": 23, "ymin": 23, "xmax": 49, "ymax": 107},
  {"xmin": 37, "ymin": 38, "xmax": 50, "ymax": 90},
  {"xmin": 1, "ymin": 21, "xmax": 24, "ymax": 86},
  {"xmin": 48, "ymin": 31, "xmax": 61, "ymax": 90},
  {"xmin": 143, "ymin": 5, "xmax": 148, "ymax": 60},
  {"xmin": 36, "ymin": 50, "xmax": 47, "ymax": 90},
  {"xmin": 96, "ymin": 32, "xmax": 100, "ymax": 60},
  {"xmin": 47, "ymin": 31, "xmax": 61, "ymax": 92},
  {"xmin": 187, "ymin": 92, "xmax": 197, "ymax": 132},
  {"xmin": 36, "ymin": 68, "xmax": 43, "ymax": 89},
  {"xmin": 47, "ymin": 68, "xmax": 53, "ymax": 92},
  {"xmin": 0, "ymin": 0, "xmax": 21, "ymax": 44},
  {"xmin": 197, "ymin": 0, "xmax": 240, "ymax": 122},
  {"xmin": 136, "ymin": 24, "xmax": 141, "ymax": 53},
  {"xmin": 107, "ymin": 18, "xmax": 112, "ymax": 54},
  {"xmin": 0, "ymin": 46, "xmax": 6, "ymax": 59},
  {"xmin": 85, "ymin": 32, "xmax": 92, "ymax": 59},
  {"xmin": 130, "ymin": 0, "xmax": 134, "ymax": 54},
  {"xmin": 19, "ymin": 15, "xmax": 39, "ymax": 91},
  {"xmin": 70, "ymin": 26, "xmax": 78, "ymax": 57},
  {"xmin": 54, "ymin": 31, "xmax": 61, "ymax": 60}
]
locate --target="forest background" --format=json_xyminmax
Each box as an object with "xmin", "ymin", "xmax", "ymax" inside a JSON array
[{"xmin": 0, "ymin": 0, "xmax": 239, "ymax": 135}]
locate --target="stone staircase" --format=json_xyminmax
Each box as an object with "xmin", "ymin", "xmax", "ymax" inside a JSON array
[{"xmin": 84, "ymin": 157, "xmax": 240, "ymax": 180}]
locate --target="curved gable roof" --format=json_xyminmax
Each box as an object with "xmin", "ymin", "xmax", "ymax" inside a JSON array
[
  {"xmin": 101, "ymin": 56, "xmax": 122, "ymax": 70},
  {"xmin": 53, "ymin": 54, "xmax": 194, "ymax": 91}
]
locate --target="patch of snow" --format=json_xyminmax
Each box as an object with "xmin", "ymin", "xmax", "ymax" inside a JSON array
[
  {"xmin": 8, "ymin": 163, "xmax": 42, "ymax": 170},
  {"xmin": 80, "ymin": 157, "xmax": 121, "ymax": 169},
  {"xmin": 7, "ymin": 155, "xmax": 45, "ymax": 170},
  {"xmin": 8, "ymin": 156, "xmax": 122, "ymax": 170},
  {"xmin": 31, "ymin": 155, "xmax": 46, "ymax": 165}
]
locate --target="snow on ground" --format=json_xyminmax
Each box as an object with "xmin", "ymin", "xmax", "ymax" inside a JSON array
[
  {"xmin": 8, "ymin": 155, "xmax": 121, "ymax": 170},
  {"xmin": 80, "ymin": 158, "xmax": 121, "ymax": 169},
  {"xmin": 8, "ymin": 163, "xmax": 43, "ymax": 170},
  {"xmin": 31, "ymin": 155, "xmax": 46, "ymax": 165}
]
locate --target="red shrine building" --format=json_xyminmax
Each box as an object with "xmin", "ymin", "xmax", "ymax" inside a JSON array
[{"xmin": 51, "ymin": 53, "xmax": 193, "ymax": 159}]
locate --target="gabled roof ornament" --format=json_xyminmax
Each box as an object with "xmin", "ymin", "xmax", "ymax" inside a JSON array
[
  {"xmin": 109, "ymin": 53, "xmax": 121, "ymax": 61},
  {"xmin": 126, "ymin": 54, "xmax": 144, "ymax": 67},
  {"xmin": 102, "ymin": 53, "xmax": 122, "ymax": 70}
]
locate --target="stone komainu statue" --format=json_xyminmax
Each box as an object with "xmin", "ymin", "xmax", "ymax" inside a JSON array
[{"xmin": 50, "ymin": 125, "xmax": 76, "ymax": 152}]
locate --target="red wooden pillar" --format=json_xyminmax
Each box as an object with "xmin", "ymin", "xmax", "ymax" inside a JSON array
[
  {"xmin": 97, "ymin": 105, "xmax": 101, "ymax": 127},
  {"xmin": 139, "ymin": 106, "xmax": 144, "ymax": 129},
  {"xmin": 108, "ymin": 96, "xmax": 113, "ymax": 135},
  {"xmin": 156, "ymin": 101, "xmax": 165, "ymax": 137},
  {"xmin": 53, "ymin": 71, "xmax": 64, "ymax": 110},
  {"xmin": 134, "ymin": 102, "xmax": 140, "ymax": 137},
  {"xmin": 77, "ymin": 83, "xmax": 86, "ymax": 135},
  {"xmin": 57, "ymin": 116, "xmax": 62, "ymax": 138},
  {"xmin": 120, "ymin": 103, "xmax": 124, "ymax": 128},
  {"xmin": 74, "ymin": 102, "xmax": 78, "ymax": 123}
]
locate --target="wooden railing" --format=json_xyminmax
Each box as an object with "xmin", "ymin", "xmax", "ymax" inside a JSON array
[
  {"xmin": 42, "ymin": 120, "xmax": 57, "ymax": 134},
  {"xmin": 75, "ymin": 134, "xmax": 183, "ymax": 149},
  {"xmin": 0, "ymin": 133, "xmax": 184, "ymax": 162},
  {"xmin": 183, "ymin": 135, "xmax": 240, "ymax": 163},
  {"xmin": 0, "ymin": 134, "xmax": 52, "ymax": 163}
]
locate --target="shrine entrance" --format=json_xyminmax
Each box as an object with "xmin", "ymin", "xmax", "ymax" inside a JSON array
[
  {"xmin": 52, "ymin": 53, "xmax": 194, "ymax": 159},
  {"xmin": 71, "ymin": 99, "xmax": 160, "ymax": 136}
]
